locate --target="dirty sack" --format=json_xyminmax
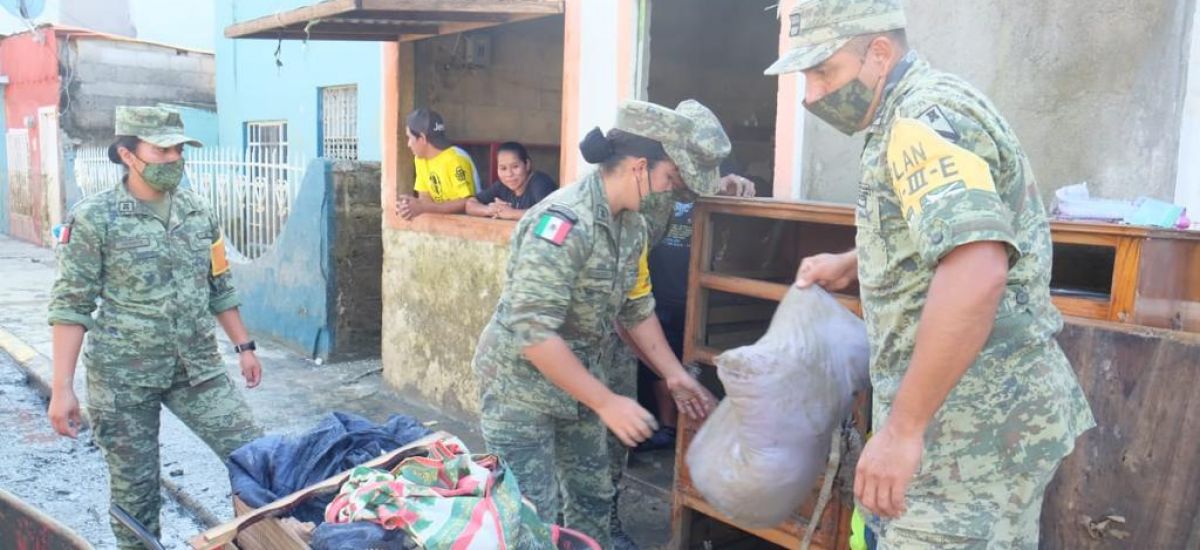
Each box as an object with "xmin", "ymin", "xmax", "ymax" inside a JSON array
[
  {"xmin": 324, "ymin": 436, "xmax": 558, "ymax": 550},
  {"xmin": 686, "ymin": 286, "xmax": 870, "ymax": 528},
  {"xmin": 227, "ymin": 411, "xmax": 432, "ymax": 549}
]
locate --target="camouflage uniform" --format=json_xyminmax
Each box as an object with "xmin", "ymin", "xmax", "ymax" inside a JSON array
[
  {"xmin": 47, "ymin": 107, "xmax": 261, "ymax": 550},
  {"xmin": 767, "ymin": 2, "xmax": 1094, "ymax": 548},
  {"xmin": 473, "ymin": 100, "xmax": 729, "ymax": 549}
]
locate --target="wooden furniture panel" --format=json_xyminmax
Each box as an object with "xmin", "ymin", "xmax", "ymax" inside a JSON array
[{"xmin": 1044, "ymin": 321, "xmax": 1200, "ymax": 548}]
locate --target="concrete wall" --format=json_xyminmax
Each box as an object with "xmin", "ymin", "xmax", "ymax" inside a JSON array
[
  {"xmin": 382, "ymin": 221, "xmax": 513, "ymax": 418},
  {"xmin": 0, "ymin": 29, "xmax": 59, "ymax": 243},
  {"xmin": 62, "ymin": 37, "xmax": 215, "ymax": 148},
  {"xmin": 215, "ymin": 0, "xmax": 382, "ymax": 161},
  {"xmin": 647, "ymin": 0, "xmax": 778, "ymax": 193},
  {"xmin": 1176, "ymin": 2, "xmax": 1200, "ymax": 218},
  {"xmin": 234, "ymin": 159, "xmax": 336, "ymax": 359},
  {"xmin": 332, "ymin": 161, "xmax": 383, "ymax": 359},
  {"xmin": 0, "ymin": 83, "xmax": 7, "ymax": 233},
  {"xmin": 801, "ymin": 0, "xmax": 1197, "ymax": 206},
  {"xmin": 414, "ymin": 16, "xmax": 564, "ymax": 176}
]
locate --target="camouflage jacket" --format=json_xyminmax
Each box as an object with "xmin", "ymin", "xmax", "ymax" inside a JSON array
[
  {"xmin": 473, "ymin": 171, "xmax": 655, "ymax": 418},
  {"xmin": 857, "ymin": 54, "xmax": 1093, "ymax": 469},
  {"xmin": 48, "ymin": 182, "xmax": 240, "ymax": 389}
]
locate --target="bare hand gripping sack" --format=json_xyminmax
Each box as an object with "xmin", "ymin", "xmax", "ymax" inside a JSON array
[{"xmin": 685, "ymin": 286, "xmax": 870, "ymax": 528}]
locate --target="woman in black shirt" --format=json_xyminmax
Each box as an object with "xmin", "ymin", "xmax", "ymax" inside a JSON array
[{"xmin": 466, "ymin": 141, "xmax": 557, "ymax": 220}]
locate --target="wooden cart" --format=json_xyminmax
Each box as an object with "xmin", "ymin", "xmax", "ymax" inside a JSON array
[
  {"xmin": 0, "ymin": 488, "xmax": 93, "ymax": 550},
  {"xmin": 670, "ymin": 197, "xmax": 1200, "ymax": 548}
]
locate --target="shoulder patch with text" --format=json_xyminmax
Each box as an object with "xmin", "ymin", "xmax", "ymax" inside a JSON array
[
  {"xmin": 887, "ymin": 117, "xmax": 995, "ymax": 219},
  {"xmin": 211, "ymin": 235, "xmax": 231, "ymax": 276}
]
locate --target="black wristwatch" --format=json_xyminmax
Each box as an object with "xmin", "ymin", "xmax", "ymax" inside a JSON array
[{"xmin": 233, "ymin": 340, "xmax": 257, "ymax": 353}]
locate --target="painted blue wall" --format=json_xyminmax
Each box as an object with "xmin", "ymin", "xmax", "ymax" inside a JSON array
[
  {"xmin": 0, "ymin": 88, "xmax": 8, "ymax": 234},
  {"xmin": 162, "ymin": 103, "xmax": 220, "ymax": 147},
  {"xmin": 214, "ymin": 0, "xmax": 382, "ymax": 162},
  {"xmin": 234, "ymin": 159, "xmax": 337, "ymax": 359}
]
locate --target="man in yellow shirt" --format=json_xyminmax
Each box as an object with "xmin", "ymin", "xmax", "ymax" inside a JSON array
[{"xmin": 397, "ymin": 108, "xmax": 480, "ymax": 219}]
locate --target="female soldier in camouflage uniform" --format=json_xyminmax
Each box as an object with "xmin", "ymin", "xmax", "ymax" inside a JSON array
[
  {"xmin": 47, "ymin": 106, "xmax": 263, "ymax": 549},
  {"xmin": 471, "ymin": 99, "xmax": 731, "ymax": 549}
]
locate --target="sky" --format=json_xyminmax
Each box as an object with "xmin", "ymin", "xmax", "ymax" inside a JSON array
[{"xmin": 0, "ymin": 0, "xmax": 215, "ymax": 51}]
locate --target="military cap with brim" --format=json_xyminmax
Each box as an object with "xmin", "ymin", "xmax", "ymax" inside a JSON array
[
  {"xmin": 114, "ymin": 106, "xmax": 203, "ymax": 148},
  {"xmin": 764, "ymin": 0, "xmax": 907, "ymax": 75},
  {"xmin": 615, "ymin": 99, "xmax": 731, "ymax": 196}
]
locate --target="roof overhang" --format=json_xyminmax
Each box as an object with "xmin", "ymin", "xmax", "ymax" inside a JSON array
[{"xmin": 224, "ymin": 0, "xmax": 564, "ymax": 42}]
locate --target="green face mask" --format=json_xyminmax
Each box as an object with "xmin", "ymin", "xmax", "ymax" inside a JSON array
[
  {"xmin": 639, "ymin": 189, "xmax": 676, "ymax": 243},
  {"xmin": 803, "ymin": 60, "xmax": 879, "ymax": 136},
  {"xmin": 137, "ymin": 157, "xmax": 185, "ymax": 193}
]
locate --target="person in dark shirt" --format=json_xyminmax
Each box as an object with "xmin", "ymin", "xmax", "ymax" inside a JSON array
[
  {"xmin": 466, "ymin": 141, "xmax": 557, "ymax": 220},
  {"xmin": 632, "ymin": 160, "xmax": 756, "ymax": 452}
]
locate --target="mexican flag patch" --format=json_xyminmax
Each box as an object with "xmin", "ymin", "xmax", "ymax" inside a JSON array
[
  {"xmin": 534, "ymin": 212, "xmax": 574, "ymax": 246},
  {"xmin": 53, "ymin": 223, "xmax": 72, "ymax": 245}
]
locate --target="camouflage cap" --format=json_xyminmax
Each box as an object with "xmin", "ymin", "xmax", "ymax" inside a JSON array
[
  {"xmin": 113, "ymin": 106, "xmax": 203, "ymax": 148},
  {"xmin": 764, "ymin": 0, "xmax": 907, "ymax": 75},
  {"xmin": 615, "ymin": 99, "xmax": 731, "ymax": 196}
]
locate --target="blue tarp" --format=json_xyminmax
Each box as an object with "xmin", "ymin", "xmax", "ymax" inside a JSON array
[{"xmin": 227, "ymin": 411, "xmax": 432, "ymax": 549}]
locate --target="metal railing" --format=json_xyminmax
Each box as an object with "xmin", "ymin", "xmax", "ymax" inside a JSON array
[
  {"xmin": 73, "ymin": 146, "xmax": 306, "ymax": 261},
  {"xmin": 73, "ymin": 146, "xmax": 124, "ymax": 198}
]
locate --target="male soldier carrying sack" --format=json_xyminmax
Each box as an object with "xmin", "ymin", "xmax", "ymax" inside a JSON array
[{"xmin": 767, "ymin": 1, "xmax": 1094, "ymax": 547}]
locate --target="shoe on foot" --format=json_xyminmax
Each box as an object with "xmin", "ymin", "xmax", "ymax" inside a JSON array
[{"xmin": 632, "ymin": 426, "xmax": 676, "ymax": 453}]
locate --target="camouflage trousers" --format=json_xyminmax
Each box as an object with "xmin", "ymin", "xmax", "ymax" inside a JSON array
[
  {"xmin": 604, "ymin": 339, "xmax": 638, "ymax": 531},
  {"xmin": 871, "ymin": 343, "xmax": 1089, "ymax": 549},
  {"xmin": 871, "ymin": 458, "xmax": 1062, "ymax": 549},
  {"xmin": 86, "ymin": 364, "xmax": 261, "ymax": 550},
  {"xmin": 480, "ymin": 403, "xmax": 613, "ymax": 550}
]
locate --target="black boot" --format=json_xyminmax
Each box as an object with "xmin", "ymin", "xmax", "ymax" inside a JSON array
[{"xmin": 610, "ymin": 493, "xmax": 640, "ymax": 550}]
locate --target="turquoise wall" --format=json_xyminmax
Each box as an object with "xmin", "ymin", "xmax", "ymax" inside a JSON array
[
  {"xmin": 162, "ymin": 103, "xmax": 219, "ymax": 147},
  {"xmin": 233, "ymin": 159, "xmax": 338, "ymax": 359},
  {"xmin": 214, "ymin": 0, "xmax": 382, "ymax": 161}
]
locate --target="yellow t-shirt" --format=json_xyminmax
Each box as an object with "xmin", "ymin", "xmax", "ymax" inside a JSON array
[{"xmin": 414, "ymin": 146, "xmax": 479, "ymax": 202}]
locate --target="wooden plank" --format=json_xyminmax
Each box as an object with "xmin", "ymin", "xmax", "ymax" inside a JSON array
[
  {"xmin": 226, "ymin": 0, "xmax": 560, "ymax": 40},
  {"xmin": 361, "ymin": 0, "xmax": 563, "ymax": 14},
  {"xmin": 1133, "ymin": 236, "xmax": 1200, "ymax": 331},
  {"xmin": 225, "ymin": 0, "xmax": 358, "ymax": 38},
  {"xmin": 1053, "ymin": 296, "xmax": 1112, "ymax": 320},
  {"xmin": 698, "ymin": 273, "xmax": 788, "ymax": 302},
  {"xmin": 1044, "ymin": 323, "xmax": 1200, "ymax": 549},
  {"xmin": 228, "ymin": 497, "xmax": 308, "ymax": 550},
  {"xmin": 679, "ymin": 495, "xmax": 804, "ymax": 548},
  {"xmin": 1108, "ymin": 236, "xmax": 1143, "ymax": 322},
  {"xmin": 355, "ymin": 9, "xmax": 514, "ymax": 22},
  {"xmin": 190, "ymin": 432, "xmax": 447, "ymax": 549}
]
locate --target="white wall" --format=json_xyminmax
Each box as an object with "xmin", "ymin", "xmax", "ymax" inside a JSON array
[
  {"xmin": 573, "ymin": 0, "xmax": 622, "ymax": 179},
  {"xmin": 1176, "ymin": 2, "xmax": 1200, "ymax": 220}
]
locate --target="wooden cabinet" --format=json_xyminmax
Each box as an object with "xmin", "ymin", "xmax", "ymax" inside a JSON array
[{"xmin": 670, "ymin": 197, "xmax": 1200, "ymax": 548}]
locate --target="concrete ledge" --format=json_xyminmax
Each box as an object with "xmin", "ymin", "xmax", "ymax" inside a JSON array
[
  {"xmin": 0, "ymin": 326, "xmax": 64, "ymax": 409},
  {"xmin": 393, "ymin": 213, "xmax": 516, "ymax": 245}
]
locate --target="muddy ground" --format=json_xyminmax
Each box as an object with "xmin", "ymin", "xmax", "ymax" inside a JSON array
[{"xmin": 0, "ymin": 352, "xmax": 207, "ymax": 549}]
